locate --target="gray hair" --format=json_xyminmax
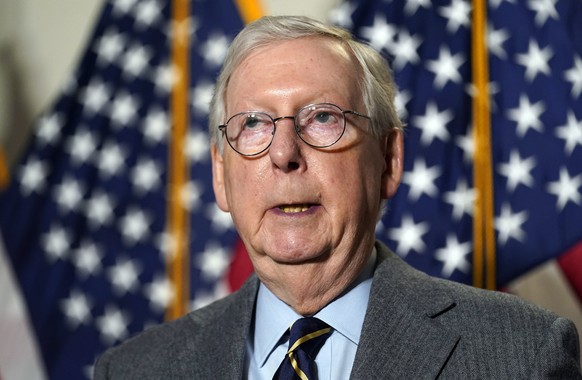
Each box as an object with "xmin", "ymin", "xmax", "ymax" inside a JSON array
[{"xmin": 209, "ymin": 15, "xmax": 403, "ymax": 150}]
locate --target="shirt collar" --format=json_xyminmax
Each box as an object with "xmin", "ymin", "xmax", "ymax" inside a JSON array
[
  {"xmin": 253, "ymin": 280, "xmax": 300, "ymax": 368},
  {"xmin": 251, "ymin": 248, "xmax": 377, "ymax": 367}
]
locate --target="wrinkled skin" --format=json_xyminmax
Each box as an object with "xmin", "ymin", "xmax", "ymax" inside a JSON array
[{"xmin": 212, "ymin": 36, "xmax": 403, "ymax": 315}]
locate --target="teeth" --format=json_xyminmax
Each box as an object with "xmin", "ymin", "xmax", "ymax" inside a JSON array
[{"xmin": 280, "ymin": 205, "xmax": 310, "ymax": 213}]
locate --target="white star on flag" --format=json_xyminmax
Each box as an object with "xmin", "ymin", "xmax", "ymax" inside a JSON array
[
  {"xmin": 516, "ymin": 40, "xmax": 553, "ymax": 82},
  {"xmin": 497, "ymin": 150, "xmax": 536, "ymax": 192},
  {"xmin": 96, "ymin": 306, "xmax": 130, "ymax": 345},
  {"xmin": 506, "ymin": 94, "xmax": 545, "ymax": 137},
  {"xmin": 435, "ymin": 234, "xmax": 472, "ymax": 277},
  {"xmin": 546, "ymin": 167, "xmax": 582, "ymax": 211},
  {"xmin": 388, "ymin": 214, "xmax": 429, "ymax": 256},
  {"xmin": 60, "ymin": 290, "xmax": 93, "ymax": 328},
  {"xmin": 495, "ymin": 204, "xmax": 528, "ymax": 246},
  {"xmin": 426, "ymin": 46, "xmax": 465, "ymax": 89},
  {"xmin": 402, "ymin": 158, "xmax": 441, "ymax": 201}
]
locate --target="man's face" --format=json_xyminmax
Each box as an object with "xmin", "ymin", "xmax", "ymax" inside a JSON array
[{"xmin": 212, "ymin": 37, "xmax": 402, "ymax": 286}]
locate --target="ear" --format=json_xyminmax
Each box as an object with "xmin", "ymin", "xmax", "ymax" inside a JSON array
[
  {"xmin": 211, "ymin": 143, "xmax": 230, "ymax": 212},
  {"xmin": 380, "ymin": 129, "xmax": 404, "ymax": 199}
]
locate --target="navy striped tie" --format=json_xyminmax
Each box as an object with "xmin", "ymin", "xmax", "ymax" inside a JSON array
[{"xmin": 273, "ymin": 317, "xmax": 332, "ymax": 380}]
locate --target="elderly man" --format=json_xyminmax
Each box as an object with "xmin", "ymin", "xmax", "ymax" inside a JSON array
[{"xmin": 95, "ymin": 16, "xmax": 581, "ymax": 379}]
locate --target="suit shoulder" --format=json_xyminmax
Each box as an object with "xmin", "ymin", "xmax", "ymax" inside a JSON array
[
  {"xmin": 376, "ymin": 245, "xmax": 562, "ymax": 324},
  {"xmin": 430, "ymin": 274, "xmax": 558, "ymax": 322},
  {"xmin": 94, "ymin": 277, "xmax": 259, "ymax": 378},
  {"xmin": 102, "ymin": 291, "xmax": 238, "ymax": 354},
  {"xmin": 425, "ymin": 273, "xmax": 581, "ymax": 377},
  {"xmin": 94, "ymin": 313, "xmax": 195, "ymax": 379}
]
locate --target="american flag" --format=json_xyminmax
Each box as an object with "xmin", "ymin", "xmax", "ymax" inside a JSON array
[
  {"xmin": 331, "ymin": 0, "xmax": 582, "ymax": 314},
  {"xmin": 0, "ymin": 0, "xmax": 250, "ymax": 378},
  {"xmin": 2, "ymin": 0, "xmax": 582, "ymax": 378}
]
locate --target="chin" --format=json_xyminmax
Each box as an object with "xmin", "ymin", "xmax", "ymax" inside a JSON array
[{"xmin": 266, "ymin": 245, "xmax": 329, "ymax": 265}]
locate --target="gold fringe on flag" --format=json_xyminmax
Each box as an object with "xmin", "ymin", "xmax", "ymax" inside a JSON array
[
  {"xmin": 471, "ymin": 0, "xmax": 496, "ymax": 290},
  {"xmin": 166, "ymin": 0, "xmax": 191, "ymax": 321}
]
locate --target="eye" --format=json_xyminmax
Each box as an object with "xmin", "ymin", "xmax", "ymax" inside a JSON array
[
  {"xmin": 309, "ymin": 108, "xmax": 341, "ymax": 126},
  {"xmin": 314, "ymin": 111, "xmax": 333, "ymax": 124},
  {"xmin": 297, "ymin": 104, "xmax": 344, "ymax": 131},
  {"xmin": 242, "ymin": 114, "xmax": 262, "ymax": 129}
]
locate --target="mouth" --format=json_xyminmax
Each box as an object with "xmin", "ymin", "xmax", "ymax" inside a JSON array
[{"xmin": 278, "ymin": 204, "xmax": 313, "ymax": 214}]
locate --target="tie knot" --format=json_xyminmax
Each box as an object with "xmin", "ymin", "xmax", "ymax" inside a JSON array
[
  {"xmin": 274, "ymin": 318, "xmax": 332, "ymax": 379},
  {"xmin": 287, "ymin": 317, "xmax": 332, "ymax": 357}
]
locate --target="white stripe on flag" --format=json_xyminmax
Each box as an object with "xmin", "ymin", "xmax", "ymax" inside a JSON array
[{"xmin": 0, "ymin": 238, "xmax": 47, "ymax": 380}]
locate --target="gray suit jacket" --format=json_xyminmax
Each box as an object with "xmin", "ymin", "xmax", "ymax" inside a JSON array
[{"xmin": 95, "ymin": 242, "xmax": 582, "ymax": 379}]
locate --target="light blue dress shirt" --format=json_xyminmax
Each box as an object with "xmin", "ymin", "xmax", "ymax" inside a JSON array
[{"xmin": 244, "ymin": 249, "xmax": 376, "ymax": 380}]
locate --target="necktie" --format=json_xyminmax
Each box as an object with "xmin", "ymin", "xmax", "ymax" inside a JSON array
[{"xmin": 273, "ymin": 317, "xmax": 332, "ymax": 380}]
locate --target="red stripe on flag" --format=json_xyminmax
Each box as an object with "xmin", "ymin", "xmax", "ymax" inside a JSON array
[
  {"xmin": 227, "ymin": 237, "xmax": 254, "ymax": 292},
  {"xmin": 557, "ymin": 241, "xmax": 582, "ymax": 302}
]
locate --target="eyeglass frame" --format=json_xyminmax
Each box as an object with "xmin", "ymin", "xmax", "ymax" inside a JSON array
[{"xmin": 217, "ymin": 102, "xmax": 372, "ymax": 157}]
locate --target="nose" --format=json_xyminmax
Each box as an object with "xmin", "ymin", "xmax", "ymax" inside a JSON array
[{"xmin": 268, "ymin": 116, "xmax": 304, "ymax": 172}]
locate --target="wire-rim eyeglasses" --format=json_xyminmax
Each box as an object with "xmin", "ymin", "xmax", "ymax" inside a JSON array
[{"xmin": 218, "ymin": 102, "xmax": 371, "ymax": 156}]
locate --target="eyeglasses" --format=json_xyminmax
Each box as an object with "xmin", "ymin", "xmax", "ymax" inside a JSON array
[{"xmin": 218, "ymin": 103, "xmax": 371, "ymax": 156}]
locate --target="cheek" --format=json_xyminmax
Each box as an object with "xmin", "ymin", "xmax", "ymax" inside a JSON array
[
  {"xmin": 223, "ymin": 161, "xmax": 265, "ymax": 212},
  {"xmin": 319, "ymin": 159, "xmax": 369, "ymax": 206},
  {"xmin": 222, "ymin": 161, "xmax": 243, "ymax": 206},
  {"xmin": 341, "ymin": 151, "xmax": 385, "ymax": 205}
]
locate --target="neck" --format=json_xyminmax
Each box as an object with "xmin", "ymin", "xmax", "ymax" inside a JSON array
[{"xmin": 256, "ymin": 246, "xmax": 373, "ymax": 316}]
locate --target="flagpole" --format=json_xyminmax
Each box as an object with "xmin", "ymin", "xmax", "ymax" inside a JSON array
[
  {"xmin": 166, "ymin": 0, "xmax": 191, "ymax": 321},
  {"xmin": 235, "ymin": 0, "xmax": 265, "ymax": 24},
  {"xmin": 0, "ymin": 150, "xmax": 8, "ymax": 190},
  {"xmin": 471, "ymin": 0, "xmax": 496, "ymax": 290}
]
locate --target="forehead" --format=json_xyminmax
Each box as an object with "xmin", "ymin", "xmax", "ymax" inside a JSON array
[{"xmin": 226, "ymin": 37, "xmax": 363, "ymax": 111}]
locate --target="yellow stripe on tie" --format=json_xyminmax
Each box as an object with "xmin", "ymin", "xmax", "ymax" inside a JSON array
[
  {"xmin": 289, "ymin": 353, "xmax": 309, "ymax": 380},
  {"xmin": 287, "ymin": 327, "xmax": 333, "ymax": 353},
  {"xmin": 471, "ymin": 0, "xmax": 496, "ymax": 290}
]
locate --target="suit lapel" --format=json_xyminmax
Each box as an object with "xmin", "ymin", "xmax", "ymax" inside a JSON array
[{"xmin": 350, "ymin": 243, "xmax": 460, "ymax": 380}]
